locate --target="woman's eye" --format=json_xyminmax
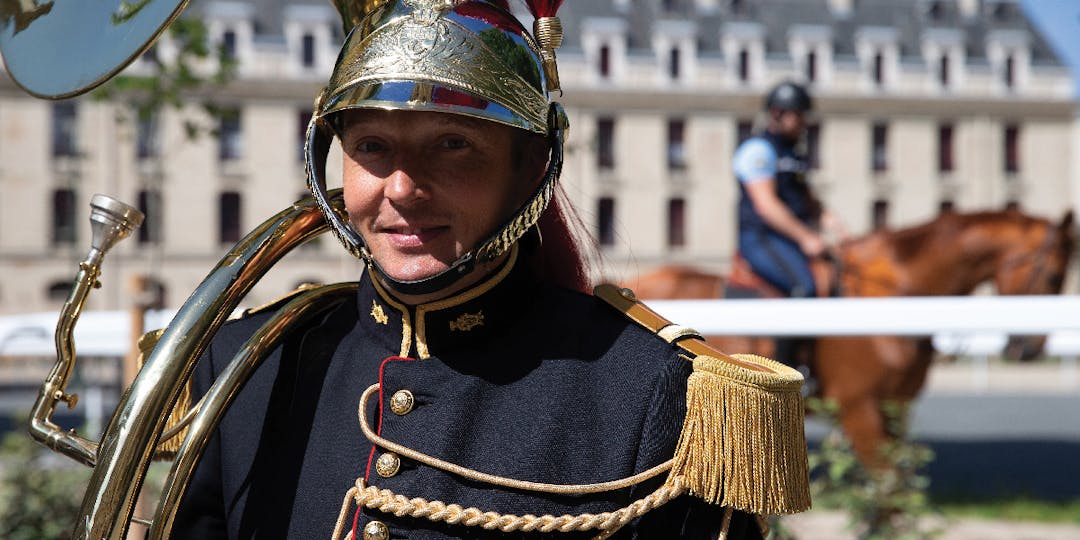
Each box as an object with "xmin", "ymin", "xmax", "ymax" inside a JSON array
[
  {"xmin": 440, "ymin": 136, "xmax": 469, "ymax": 150},
  {"xmin": 355, "ymin": 140, "xmax": 385, "ymax": 153}
]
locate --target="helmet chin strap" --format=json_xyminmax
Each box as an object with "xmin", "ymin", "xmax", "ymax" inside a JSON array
[{"xmin": 306, "ymin": 103, "xmax": 567, "ymax": 298}]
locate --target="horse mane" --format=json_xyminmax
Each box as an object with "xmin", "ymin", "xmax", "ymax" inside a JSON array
[{"xmin": 862, "ymin": 209, "xmax": 1048, "ymax": 263}]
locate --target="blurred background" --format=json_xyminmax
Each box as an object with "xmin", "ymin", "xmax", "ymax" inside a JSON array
[{"xmin": 0, "ymin": 0, "xmax": 1078, "ymax": 538}]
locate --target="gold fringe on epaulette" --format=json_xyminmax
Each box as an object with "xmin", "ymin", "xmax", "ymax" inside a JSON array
[
  {"xmin": 666, "ymin": 353, "xmax": 811, "ymax": 515},
  {"xmin": 134, "ymin": 329, "xmax": 192, "ymax": 460}
]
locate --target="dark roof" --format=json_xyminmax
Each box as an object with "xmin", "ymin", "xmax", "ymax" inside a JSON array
[
  {"xmin": 556, "ymin": 0, "xmax": 1062, "ymax": 66},
  {"xmin": 200, "ymin": 0, "xmax": 1060, "ymax": 66}
]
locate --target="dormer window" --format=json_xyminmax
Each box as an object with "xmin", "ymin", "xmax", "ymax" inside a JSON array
[
  {"xmin": 789, "ymin": 25, "xmax": 833, "ymax": 86},
  {"xmin": 584, "ymin": 17, "xmax": 628, "ymax": 84},
  {"xmin": 856, "ymin": 27, "xmax": 898, "ymax": 90},
  {"xmin": 301, "ymin": 33, "xmax": 316, "ymax": 68},
  {"xmin": 722, "ymin": 22, "xmax": 764, "ymax": 85},
  {"xmin": 653, "ymin": 20, "xmax": 696, "ymax": 84},
  {"xmin": 986, "ymin": 29, "xmax": 1029, "ymax": 93},
  {"xmin": 283, "ymin": 4, "xmax": 336, "ymax": 75},
  {"xmin": 922, "ymin": 28, "xmax": 964, "ymax": 91},
  {"xmin": 1003, "ymin": 52, "xmax": 1014, "ymax": 89},
  {"xmin": 872, "ymin": 51, "xmax": 884, "ymax": 86},
  {"xmin": 737, "ymin": 48, "xmax": 749, "ymax": 82}
]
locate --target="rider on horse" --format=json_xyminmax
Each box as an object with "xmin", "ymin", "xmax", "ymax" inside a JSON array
[{"xmin": 733, "ymin": 81, "xmax": 844, "ymax": 299}]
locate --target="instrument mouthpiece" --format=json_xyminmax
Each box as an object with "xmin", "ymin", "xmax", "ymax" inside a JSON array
[{"xmin": 89, "ymin": 194, "xmax": 144, "ymax": 256}]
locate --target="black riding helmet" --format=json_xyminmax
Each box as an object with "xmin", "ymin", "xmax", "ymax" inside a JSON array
[{"xmin": 765, "ymin": 81, "xmax": 813, "ymax": 113}]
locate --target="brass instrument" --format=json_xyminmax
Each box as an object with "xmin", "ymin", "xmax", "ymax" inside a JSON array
[
  {"xmin": 30, "ymin": 188, "xmax": 353, "ymax": 539},
  {"xmin": 3, "ymin": 2, "xmax": 355, "ymax": 538}
]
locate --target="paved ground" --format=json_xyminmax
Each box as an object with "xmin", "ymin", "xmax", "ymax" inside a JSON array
[{"xmin": 782, "ymin": 509, "xmax": 1080, "ymax": 540}]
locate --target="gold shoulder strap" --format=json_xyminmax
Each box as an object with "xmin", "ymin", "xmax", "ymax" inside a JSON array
[{"xmin": 594, "ymin": 284, "xmax": 811, "ymax": 515}]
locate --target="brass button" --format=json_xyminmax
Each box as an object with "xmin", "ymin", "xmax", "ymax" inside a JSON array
[
  {"xmin": 362, "ymin": 520, "xmax": 389, "ymax": 540},
  {"xmin": 389, "ymin": 390, "xmax": 414, "ymax": 415},
  {"xmin": 375, "ymin": 452, "xmax": 401, "ymax": 478}
]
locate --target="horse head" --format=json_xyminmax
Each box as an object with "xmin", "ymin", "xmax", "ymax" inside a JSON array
[{"xmin": 999, "ymin": 210, "xmax": 1075, "ymax": 361}]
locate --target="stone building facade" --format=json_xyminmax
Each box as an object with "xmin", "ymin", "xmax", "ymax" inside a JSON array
[{"xmin": 0, "ymin": 0, "xmax": 1075, "ymax": 316}]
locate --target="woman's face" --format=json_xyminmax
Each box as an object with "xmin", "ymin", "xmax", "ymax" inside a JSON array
[{"xmin": 341, "ymin": 109, "xmax": 541, "ymax": 296}]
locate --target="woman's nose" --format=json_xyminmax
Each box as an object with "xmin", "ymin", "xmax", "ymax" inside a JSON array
[{"xmin": 383, "ymin": 166, "xmax": 428, "ymax": 204}]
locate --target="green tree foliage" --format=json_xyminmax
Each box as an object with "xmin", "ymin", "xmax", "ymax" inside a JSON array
[
  {"xmin": 0, "ymin": 426, "xmax": 91, "ymax": 540},
  {"xmin": 93, "ymin": 16, "xmax": 237, "ymax": 139}
]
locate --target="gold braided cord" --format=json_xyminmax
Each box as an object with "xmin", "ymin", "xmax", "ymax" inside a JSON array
[
  {"xmin": 333, "ymin": 477, "xmax": 688, "ymax": 540},
  {"xmin": 357, "ymin": 384, "xmax": 673, "ymax": 494}
]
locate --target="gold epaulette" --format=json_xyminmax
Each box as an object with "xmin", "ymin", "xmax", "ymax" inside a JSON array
[
  {"xmin": 242, "ymin": 282, "xmax": 324, "ymax": 317},
  {"xmin": 594, "ymin": 284, "xmax": 811, "ymax": 515},
  {"xmin": 133, "ymin": 328, "xmax": 190, "ymax": 460}
]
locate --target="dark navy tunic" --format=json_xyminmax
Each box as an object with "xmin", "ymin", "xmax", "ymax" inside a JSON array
[{"xmin": 173, "ymin": 249, "xmax": 763, "ymax": 539}]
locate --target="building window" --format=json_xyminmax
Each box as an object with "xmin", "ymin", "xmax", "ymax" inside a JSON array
[
  {"xmin": 806, "ymin": 123, "xmax": 821, "ymax": 169},
  {"xmin": 52, "ymin": 188, "xmax": 77, "ymax": 245},
  {"xmin": 938, "ymin": 54, "xmax": 950, "ymax": 87},
  {"xmin": 136, "ymin": 112, "xmax": 160, "ymax": 160},
  {"xmin": 871, "ymin": 122, "xmax": 888, "ymax": 172},
  {"xmin": 599, "ymin": 45, "xmax": 611, "ymax": 78},
  {"xmin": 219, "ymin": 191, "xmax": 242, "ymax": 244},
  {"xmin": 805, "ymin": 50, "xmax": 817, "ymax": 83},
  {"xmin": 667, "ymin": 198, "xmax": 686, "ymax": 247},
  {"xmin": 736, "ymin": 120, "xmax": 754, "ymax": 149},
  {"xmin": 597, "ymin": 117, "xmax": 615, "ymax": 169},
  {"xmin": 667, "ymin": 119, "xmax": 686, "ymax": 170},
  {"xmin": 737, "ymin": 48, "xmax": 749, "ymax": 82},
  {"xmin": 143, "ymin": 45, "xmax": 159, "ymax": 65},
  {"xmin": 52, "ymin": 102, "xmax": 78, "ymax": 158},
  {"xmin": 301, "ymin": 33, "xmax": 316, "ymax": 67},
  {"xmin": 298, "ymin": 109, "xmax": 313, "ymax": 162},
  {"xmin": 137, "ymin": 189, "xmax": 162, "ymax": 245},
  {"xmin": 872, "ymin": 199, "xmax": 889, "ymax": 230},
  {"xmin": 669, "ymin": 47, "xmax": 680, "ymax": 80},
  {"xmin": 144, "ymin": 279, "xmax": 168, "ymax": 309},
  {"xmin": 222, "ymin": 30, "xmax": 237, "ymax": 60},
  {"xmin": 218, "ymin": 109, "xmax": 243, "ymax": 161},
  {"xmin": 937, "ymin": 123, "xmax": 954, "ymax": 173},
  {"xmin": 47, "ymin": 281, "xmax": 71, "ymax": 302},
  {"xmin": 1004, "ymin": 124, "xmax": 1020, "ymax": 174},
  {"xmin": 1003, "ymin": 53, "xmax": 1015, "ymax": 89},
  {"xmin": 872, "ymin": 51, "xmax": 884, "ymax": 86},
  {"xmin": 597, "ymin": 197, "xmax": 616, "ymax": 247}
]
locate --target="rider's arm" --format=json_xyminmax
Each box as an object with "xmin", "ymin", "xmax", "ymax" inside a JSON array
[
  {"xmin": 744, "ymin": 180, "xmax": 825, "ymax": 257},
  {"xmin": 734, "ymin": 138, "xmax": 825, "ymax": 256}
]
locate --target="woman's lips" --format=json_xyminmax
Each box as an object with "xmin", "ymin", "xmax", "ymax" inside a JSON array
[{"xmin": 384, "ymin": 226, "xmax": 449, "ymax": 248}]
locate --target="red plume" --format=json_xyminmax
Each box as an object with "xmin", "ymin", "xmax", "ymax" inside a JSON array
[{"xmin": 524, "ymin": 0, "xmax": 564, "ymax": 18}]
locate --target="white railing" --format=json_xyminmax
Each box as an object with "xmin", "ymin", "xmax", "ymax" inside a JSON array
[
  {"xmin": 4, "ymin": 295, "xmax": 1080, "ymax": 355},
  {"xmin": 644, "ymin": 295, "xmax": 1080, "ymax": 390}
]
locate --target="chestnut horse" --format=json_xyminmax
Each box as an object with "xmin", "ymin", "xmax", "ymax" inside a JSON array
[{"xmin": 624, "ymin": 209, "xmax": 1075, "ymax": 465}]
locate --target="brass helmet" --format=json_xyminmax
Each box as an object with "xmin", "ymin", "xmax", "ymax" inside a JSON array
[{"xmin": 305, "ymin": 0, "xmax": 568, "ymax": 296}]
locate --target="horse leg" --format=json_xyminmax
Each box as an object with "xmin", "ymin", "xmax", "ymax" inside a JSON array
[
  {"xmin": 837, "ymin": 395, "xmax": 889, "ymax": 469},
  {"xmin": 815, "ymin": 337, "xmax": 892, "ymax": 467}
]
